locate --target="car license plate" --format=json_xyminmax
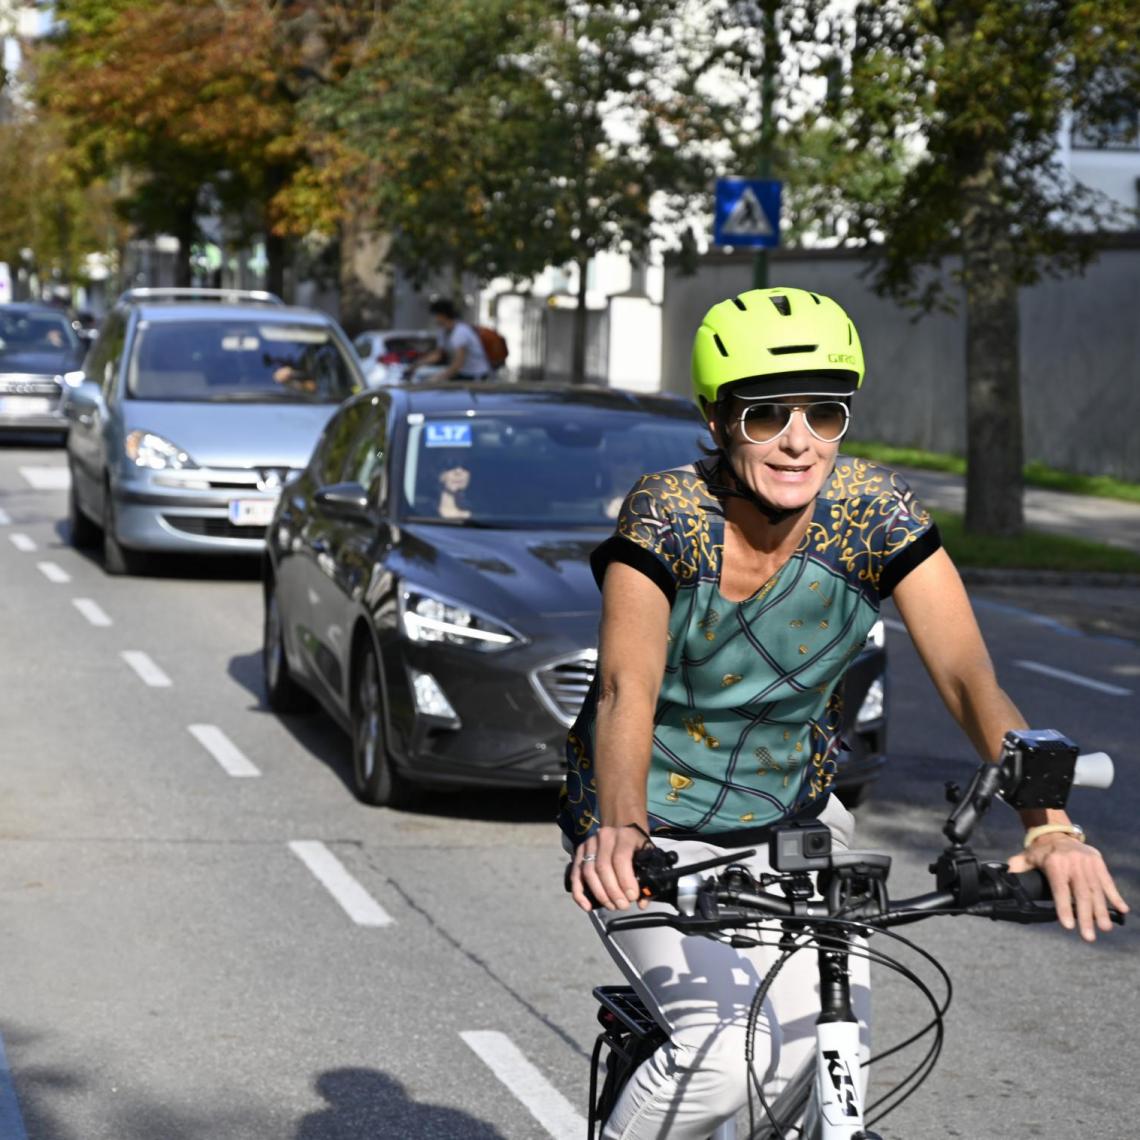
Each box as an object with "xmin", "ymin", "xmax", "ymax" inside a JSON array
[
  {"xmin": 0, "ymin": 397, "xmax": 52, "ymax": 414},
  {"xmin": 228, "ymin": 499, "xmax": 277, "ymax": 527}
]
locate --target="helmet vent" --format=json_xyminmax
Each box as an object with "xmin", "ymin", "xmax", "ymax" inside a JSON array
[
  {"xmin": 769, "ymin": 344, "xmax": 816, "ymax": 355},
  {"xmin": 848, "ymin": 323, "xmax": 853, "ymax": 345},
  {"xmin": 732, "ymin": 296, "xmax": 747, "ymax": 311},
  {"xmin": 769, "ymin": 294, "xmax": 792, "ymax": 316},
  {"xmin": 809, "ymin": 293, "xmax": 821, "ymax": 304},
  {"xmin": 713, "ymin": 333, "xmax": 729, "ymax": 357}
]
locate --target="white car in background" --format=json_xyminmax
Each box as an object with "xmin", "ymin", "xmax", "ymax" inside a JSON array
[{"xmin": 354, "ymin": 329, "xmax": 445, "ymax": 387}]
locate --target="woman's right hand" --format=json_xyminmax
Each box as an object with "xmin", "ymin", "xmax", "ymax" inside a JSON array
[{"xmin": 570, "ymin": 824, "xmax": 650, "ymax": 913}]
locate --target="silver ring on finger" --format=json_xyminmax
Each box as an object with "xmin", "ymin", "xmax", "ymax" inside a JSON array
[{"xmin": 581, "ymin": 853, "xmax": 598, "ymax": 864}]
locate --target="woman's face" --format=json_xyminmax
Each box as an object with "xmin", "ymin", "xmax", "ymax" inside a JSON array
[{"xmin": 709, "ymin": 395, "xmax": 846, "ymax": 514}]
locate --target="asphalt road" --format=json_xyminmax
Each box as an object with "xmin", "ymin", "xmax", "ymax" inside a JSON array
[{"xmin": 0, "ymin": 442, "xmax": 1136, "ymax": 1140}]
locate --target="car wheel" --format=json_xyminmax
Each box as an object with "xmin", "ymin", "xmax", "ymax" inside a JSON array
[
  {"xmin": 352, "ymin": 643, "xmax": 414, "ymax": 808},
  {"xmin": 68, "ymin": 474, "xmax": 99, "ymax": 549},
  {"xmin": 102, "ymin": 485, "xmax": 141, "ymax": 576},
  {"xmin": 262, "ymin": 584, "xmax": 315, "ymax": 714}
]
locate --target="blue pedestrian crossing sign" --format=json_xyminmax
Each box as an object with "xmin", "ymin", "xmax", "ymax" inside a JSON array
[{"xmin": 714, "ymin": 178, "xmax": 782, "ymax": 248}]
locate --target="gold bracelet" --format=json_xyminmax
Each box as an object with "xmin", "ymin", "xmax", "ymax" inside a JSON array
[{"xmin": 1022, "ymin": 822, "xmax": 1086, "ymax": 849}]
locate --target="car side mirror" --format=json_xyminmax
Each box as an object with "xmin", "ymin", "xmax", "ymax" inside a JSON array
[
  {"xmin": 314, "ymin": 482, "xmax": 374, "ymax": 523},
  {"xmin": 64, "ymin": 379, "xmax": 104, "ymax": 421}
]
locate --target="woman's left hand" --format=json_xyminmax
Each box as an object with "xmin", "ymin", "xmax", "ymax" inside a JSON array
[{"xmin": 1007, "ymin": 836, "xmax": 1129, "ymax": 942}]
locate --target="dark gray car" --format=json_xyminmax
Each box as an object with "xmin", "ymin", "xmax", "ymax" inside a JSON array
[
  {"xmin": 64, "ymin": 288, "xmax": 364, "ymax": 574},
  {"xmin": 0, "ymin": 304, "xmax": 85, "ymax": 438}
]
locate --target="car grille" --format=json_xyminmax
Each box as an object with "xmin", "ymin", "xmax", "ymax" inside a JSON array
[
  {"xmin": 0, "ymin": 374, "xmax": 61, "ymax": 397},
  {"xmin": 162, "ymin": 516, "xmax": 267, "ymax": 541},
  {"xmin": 531, "ymin": 650, "xmax": 597, "ymax": 727},
  {"xmin": 154, "ymin": 467, "xmax": 300, "ymax": 492}
]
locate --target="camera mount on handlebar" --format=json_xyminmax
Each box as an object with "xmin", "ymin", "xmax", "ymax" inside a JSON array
[{"xmin": 942, "ymin": 729, "xmax": 1079, "ymax": 846}]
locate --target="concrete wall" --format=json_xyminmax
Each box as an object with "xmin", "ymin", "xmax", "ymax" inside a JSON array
[{"xmin": 661, "ymin": 236, "xmax": 1140, "ymax": 480}]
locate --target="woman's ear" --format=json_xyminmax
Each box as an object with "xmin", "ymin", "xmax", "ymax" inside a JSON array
[{"xmin": 702, "ymin": 399, "xmax": 725, "ymax": 449}]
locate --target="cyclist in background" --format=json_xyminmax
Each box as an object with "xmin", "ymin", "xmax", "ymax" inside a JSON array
[
  {"xmin": 408, "ymin": 298, "xmax": 492, "ymax": 382},
  {"xmin": 560, "ymin": 287, "xmax": 1127, "ymax": 1140}
]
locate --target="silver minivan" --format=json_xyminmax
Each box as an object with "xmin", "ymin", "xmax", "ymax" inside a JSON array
[{"xmin": 64, "ymin": 288, "xmax": 365, "ymax": 574}]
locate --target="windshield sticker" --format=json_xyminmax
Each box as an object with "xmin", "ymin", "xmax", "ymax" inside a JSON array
[{"xmin": 425, "ymin": 422, "xmax": 472, "ymax": 448}]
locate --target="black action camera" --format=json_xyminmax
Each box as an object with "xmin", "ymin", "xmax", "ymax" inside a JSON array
[{"xmin": 770, "ymin": 819, "xmax": 832, "ymax": 872}]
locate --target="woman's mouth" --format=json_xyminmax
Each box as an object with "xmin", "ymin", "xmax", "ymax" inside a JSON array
[{"xmin": 766, "ymin": 462, "xmax": 814, "ymax": 481}]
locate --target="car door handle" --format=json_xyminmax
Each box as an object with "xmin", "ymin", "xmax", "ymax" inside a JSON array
[{"xmin": 77, "ymin": 412, "xmax": 94, "ymax": 426}]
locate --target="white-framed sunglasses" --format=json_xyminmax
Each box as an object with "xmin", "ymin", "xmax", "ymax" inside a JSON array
[{"xmin": 734, "ymin": 395, "xmax": 851, "ymax": 444}]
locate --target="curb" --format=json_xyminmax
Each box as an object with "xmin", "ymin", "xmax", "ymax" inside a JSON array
[{"xmin": 959, "ymin": 568, "xmax": 1140, "ymax": 588}]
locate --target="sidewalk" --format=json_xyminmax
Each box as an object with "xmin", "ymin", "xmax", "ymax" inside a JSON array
[{"xmin": 895, "ymin": 466, "xmax": 1140, "ymax": 556}]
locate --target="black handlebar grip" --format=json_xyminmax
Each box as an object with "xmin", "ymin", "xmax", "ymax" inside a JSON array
[
  {"xmin": 1008, "ymin": 868, "xmax": 1051, "ymax": 901},
  {"xmin": 564, "ymin": 859, "xmax": 605, "ymax": 909}
]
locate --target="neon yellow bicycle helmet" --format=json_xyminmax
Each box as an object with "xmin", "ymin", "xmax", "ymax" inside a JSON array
[{"xmin": 691, "ymin": 287, "xmax": 864, "ymax": 418}]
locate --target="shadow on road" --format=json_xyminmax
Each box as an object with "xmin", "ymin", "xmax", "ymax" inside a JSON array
[
  {"xmin": 295, "ymin": 1067, "xmax": 506, "ymax": 1139},
  {"xmin": 4, "ymin": 1023, "xmax": 506, "ymax": 1139}
]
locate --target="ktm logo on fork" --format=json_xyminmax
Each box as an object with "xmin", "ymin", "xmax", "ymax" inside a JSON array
[{"xmin": 823, "ymin": 1050, "xmax": 860, "ymax": 1117}]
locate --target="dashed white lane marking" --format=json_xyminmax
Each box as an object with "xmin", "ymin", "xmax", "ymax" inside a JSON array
[
  {"xmin": 121, "ymin": 650, "xmax": 173, "ymax": 688},
  {"xmin": 0, "ymin": 507, "xmax": 10, "ymax": 525},
  {"xmin": 460, "ymin": 1031, "xmax": 586, "ymax": 1140},
  {"xmin": 19, "ymin": 466, "xmax": 70, "ymax": 490},
  {"xmin": 9, "ymin": 533, "xmax": 35, "ymax": 552},
  {"xmin": 37, "ymin": 561, "xmax": 70, "ymax": 583},
  {"xmin": 883, "ymin": 618, "xmax": 907, "ymax": 634},
  {"xmin": 1014, "ymin": 660, "xmax": 1131, "ymax": 697},
  {"xmin": 73, "ymin": 598, "xmax": 112, "ymax": 627},
  {"xmin": 288, "ymin": 841, "xmax": 393, "ymax": 927},
  {"xmin": 188, "ymin": 725, "xmax": 260, "ymax": 778},
  {"xmin": 0, "ymin": 1030, "xmax": 29, "ymax": 1140}
]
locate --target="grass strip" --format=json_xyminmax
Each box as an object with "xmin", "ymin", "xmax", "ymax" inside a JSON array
[
  {"xmin": 931, "ymin": 510, "xmax": 1140, "ymax": 574},
  {"xmin": 846, "ymin": 441, "xmax": 1140, "ymax": 505}
]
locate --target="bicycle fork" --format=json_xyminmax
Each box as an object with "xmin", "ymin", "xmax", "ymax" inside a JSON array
[{"xmin": 814, "ymin": 932, "xmax": 881, "ymax": 1140}]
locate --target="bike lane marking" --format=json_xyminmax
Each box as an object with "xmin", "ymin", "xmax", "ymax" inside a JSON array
[
  {"xmin": 460, "ymin": 1031, "xmax": 586, "ymax": 1140},
  {"xmin": 8, "ymin": 534, "xmax": 35, "ymax": 552},
  {"xmin": 73, "ymin": 598, "xmax": 112, "ymax": 627},
  {"xmin": 288, "ymin": 841, "xmax": 394, "ymax": 927},
  {"xmin": 188, "ymin": 725, "xmax": 260, "ymax": 778},
  {"xmin": 18, "ymin": 466, "xmax": 69, "ymax": 490},
  {"xmin": 0, "ymin": 1032, "xmax": 29, "ymax": 1140},
  {"xmin": 1014, "ymin": 660, "xmax": 1131, "ymax": 697},
  {"xmin": 121, "ymin": 650, "xmax": 173, "ymax": 688},
  {"xmin": 37, "ymin": 561, "xmax": 70, "ymax": 583}
]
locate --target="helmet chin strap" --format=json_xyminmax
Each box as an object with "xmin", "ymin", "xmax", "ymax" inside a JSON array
[{"xmin": 707, "ymin": 449, "xmax": 800, "ymax": 525}]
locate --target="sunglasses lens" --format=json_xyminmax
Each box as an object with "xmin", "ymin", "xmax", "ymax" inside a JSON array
[
  {"xmin": 740, "ymin": 403, "xmax": 792, "ymax": 442},
  {"xmin": 805, "ymin": 402, "xmax": 848, "ymax": 441}
]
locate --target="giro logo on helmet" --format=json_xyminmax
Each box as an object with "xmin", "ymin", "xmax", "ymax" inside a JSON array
[{"xmin": 827, "ymin": 353, "xmax": 857, "ymax": 365}]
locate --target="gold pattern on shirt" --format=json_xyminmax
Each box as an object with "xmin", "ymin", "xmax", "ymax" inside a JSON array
[
  {"xmin": 684, "ymin": 715, "xmax": 719, "ymax": 750},
  {"xmin": 666, "ymin": 772, "xmax": 694, "ymax": 802},
  {"xmin": 722, "ymin": 674, "xmax": 743, "ymax": 687},
  {"xmin": 739, "ymin": 813, "xmax": 755, "ymax": 822}
]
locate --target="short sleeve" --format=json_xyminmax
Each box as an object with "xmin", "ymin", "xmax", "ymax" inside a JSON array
[
  {"xmin": 875, "ymin": 473, "xmax": 942, "ymax": 597},
  {"xmin": 590, "ymin": 475, "xmax": 684, "ymax": 604}
]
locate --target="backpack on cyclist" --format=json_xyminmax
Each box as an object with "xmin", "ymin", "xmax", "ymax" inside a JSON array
[{"xmin": 474, "ymin": 325, "xmax": 509, "ymax": 371}]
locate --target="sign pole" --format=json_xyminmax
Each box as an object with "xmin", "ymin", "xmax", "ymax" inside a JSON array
[{"xmin": 753, "ymin": 0, "xmax": 779, "ymax": 290}]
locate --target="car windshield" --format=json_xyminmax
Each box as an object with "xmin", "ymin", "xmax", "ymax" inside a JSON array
[
  {"xmin": 0, "ymin": 311, "xmax": 78, "ymax": 358},
  {"xmin": 401, "ymin": 406, "xmax": 705, "ymax": 528},
  {"xmin": 128, "ymin": 318, "xmax": 360, "ymax": 403}
]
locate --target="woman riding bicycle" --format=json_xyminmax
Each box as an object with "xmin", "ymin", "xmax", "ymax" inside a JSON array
[{"xmin": 560, "ymin": 287, "xmax": 1127, "ymax": 1140}]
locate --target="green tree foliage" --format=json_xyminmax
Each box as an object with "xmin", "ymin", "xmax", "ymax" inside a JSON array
[
  {"xmin": 312, "ymin": 0, "xmax": 727, "ymax": 380},
  {"xmin": 830, "ymin": 0, "xmax": 1139, "ymax": 536}
]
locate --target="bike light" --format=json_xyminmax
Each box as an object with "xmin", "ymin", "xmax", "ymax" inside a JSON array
[
  {"xmin": 856, "ymin": 677, "xmax": 885, "ymax": 727},
  {"xmin": 410, "ymin": 669, "xmax": 459, "ymax": 721},
  {"xmin": 399, "ymin": 586, "xmax": 522, "ymax": 652},
  {"xmin": 124, "ymin": 430, "xmax": 197, "ymax": 471}
]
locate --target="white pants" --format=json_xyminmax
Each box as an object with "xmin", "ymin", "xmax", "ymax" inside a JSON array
[{"xmin": 592, "ymin": 797, "xmax": 870, "ymax": 1140}]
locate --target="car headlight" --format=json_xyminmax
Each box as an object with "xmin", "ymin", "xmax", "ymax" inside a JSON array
[
  {"xmin": 124, "ymin": 430, "xmax": 197, "ymax": 471},
  {"xmin": 399, "ymin": 586, "xmax": 523, "ymax": 652}
]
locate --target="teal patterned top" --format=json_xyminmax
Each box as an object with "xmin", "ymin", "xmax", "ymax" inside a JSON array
[{"xmin": 557, "ymin": 456, "xmax": 940, "ymax": 845}]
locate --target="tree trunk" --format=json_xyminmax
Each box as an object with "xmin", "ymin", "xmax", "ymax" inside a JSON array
[
  {"xmin": 962, "ymin": 236, "xmax": 1024, "ymax": 537},
  {"xmin": 571, "ymin": 254, "xmax": 589, "ymax": 384},
  {"xmin": 172, "ymin": 198, "xmax": 197, "ymax": 288}
]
